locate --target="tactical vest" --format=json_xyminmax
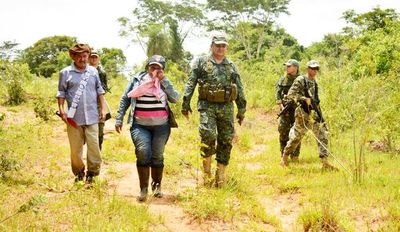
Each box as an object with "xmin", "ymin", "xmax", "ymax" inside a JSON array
[{"xmin": 198, "ymin": 57, "xmax": 238, "ymax": 103}]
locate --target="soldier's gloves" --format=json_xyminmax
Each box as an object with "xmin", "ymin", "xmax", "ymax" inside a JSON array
[{"xmin": 236, "ymin": 113, "xmax": 244, "ymax": 126}]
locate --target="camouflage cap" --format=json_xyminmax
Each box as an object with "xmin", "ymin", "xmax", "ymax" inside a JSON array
[
  {"xmin": 69, "ymin": 43, "xmax": 91, "ymax": 54},
  {"xmin": 148, "ymin": 55, "xmax": 166, "ymax": 69},
  {"xmin": 212, "ymin": 35, "xmax": 228, "ymax": 45},
  {"xmin": 90, "ymin": 51, "xmax": 99, "ymax": 57},
  {"xmin": 284, "ymin": 59, "xmax": 299, "ymax": 67},
  {"xmin": 307, "ymin": 60, "xmax": 320, "ymax": 68}
]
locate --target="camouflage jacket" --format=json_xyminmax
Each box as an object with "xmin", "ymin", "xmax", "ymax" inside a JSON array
[
  {"xmin": 286, "ymin": 75, "xmax": 319, "ymax": 105},
  {"xmin": 275, "ymin": 74, "xmax": 298, "ymax": 105},
  {"xmin": 182, "ymin": 55, "xmax": 247, "ymax": 116},
  {"xmin": 97, "ymin": 65, "xmax": 109, "ymax": 93}
]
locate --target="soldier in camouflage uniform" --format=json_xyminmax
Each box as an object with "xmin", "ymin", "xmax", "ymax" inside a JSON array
[
  {"xmin": 182, "ymin": 34, "xmax": 247, "ymax": 187},
  {"xmin": 281, "ymin": 60, "xmax": 336, "ymax": 170},
  {"xmin": 276, "ymin": 59, "xmax": 301, "ymax": 161},
  {"xmin": 89, "ymin": 51, "xmax": 110, "ymax": 150}
]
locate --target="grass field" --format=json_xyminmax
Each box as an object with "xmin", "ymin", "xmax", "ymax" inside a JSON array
[{"xmin": 0, "ymin": 77, "xmax": 399, "ymax": 232}]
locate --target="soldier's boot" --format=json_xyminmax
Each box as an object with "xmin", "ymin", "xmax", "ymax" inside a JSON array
[
  {"xmin": 321, "ymin": 157, "xmax": 338, "ymax": 171},
  {"xmin": 290, "ymin": 155, "xmax": 299, "ymax": 163},
  {"xmin": 280, "ymin": 154, "xmax": 289, "ymax": 167},
  {"xmin": 203, "ymin": 156, "xmax": 213, "ymax": 186},
  {"xmin": 151, "ymin": 167, "xmax": 163, "ymax": 198},
  {"xmin": 137, "ymin": 166, "xmax": 150, "ymax": 202},
  {"xmin": 215, "ymin": 163, "xmax": 226, "ymax": 188}
]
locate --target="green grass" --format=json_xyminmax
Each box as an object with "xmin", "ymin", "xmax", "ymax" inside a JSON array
[{"xmin": 0, "ymin": 75, "xmax": 399, "ymax": 231}]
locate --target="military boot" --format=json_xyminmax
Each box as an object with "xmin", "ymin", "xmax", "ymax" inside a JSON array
[
  {"xmin": 203, "ymin": 156, "xmax": 213, "ymax": 186},
  {"xmin": 215, "ymin": 163, "xmax": 226, "ymax": 188},
  {"xmin": 280, "ymin": 154, "xmax": 289, "ymax": 167},
  {"xmin": 137, "ymin": 166, "xmax": 150, "ymax": 201},
  {"xmin": 151, "ymin": 167, "xmax": 163, "ymax": 198},
  {"xmin": 290, "ymin": 155, "xmax": 299, "ymax": 163},
  {"xmin": 321, "ymin": 157, "xmax": 338, "ymax": 171}
]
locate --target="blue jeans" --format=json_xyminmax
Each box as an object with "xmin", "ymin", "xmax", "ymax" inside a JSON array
[{"xmin": 130, "ymin": 123, "xmax": 171, "ymax": 168}]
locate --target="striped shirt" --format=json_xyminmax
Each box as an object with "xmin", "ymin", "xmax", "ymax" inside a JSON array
[{"xmin": 134, "ymin": 94, "xmax": 168, "ymax": 126}]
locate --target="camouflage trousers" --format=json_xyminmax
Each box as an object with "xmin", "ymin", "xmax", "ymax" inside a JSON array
[
  {"xmin": 283, "ymin": 107, "xmax": 329, "ymax": 158},
  {"xmin": 199, "ymin": 103, "xmax": 234, "ymax": 165},
  {"xmin": 278, "ymin": 109, "xmax": 301, "ymax": 157}
]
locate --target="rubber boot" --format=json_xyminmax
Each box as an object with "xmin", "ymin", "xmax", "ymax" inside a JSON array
[
  {"xmin": 215, "ymin": 163, "xmax": 226, "ymax": 188},
  {"xmin": 203, "ymin": 156, "xmax": 212, "ymax": 186},
  {"xmin": 137, "ymin": 166, "xmax": 150, "ymax": 201},
  {"xmin": 151, "ymin": 167, "xmax": 163, "ymax": 198},
  {"xmin": 321, "ymin": 157, "xmax": 338, "ymax": 171},
  {"xmin": 281, "ymin": 154, "xmax": 289, "ymax": 167}
]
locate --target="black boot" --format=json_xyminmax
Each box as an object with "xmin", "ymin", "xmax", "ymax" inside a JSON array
[
  {"xmin": 137, "ymin": 166, "xmax": 150, "ymax": 201},
  {"xmin": 151, "ymin": 167, "xmax": 163, "ymax": 198}
]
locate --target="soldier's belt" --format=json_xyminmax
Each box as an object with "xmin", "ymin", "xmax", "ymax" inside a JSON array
[{"xmin": 199, "ymin": 84, "xmax": 237, "ymax": 103}]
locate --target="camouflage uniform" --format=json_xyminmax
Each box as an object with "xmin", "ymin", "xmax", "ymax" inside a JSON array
[
  {"xmin": 96, "ymin": 65, "xmax": 109, "ymax": 150},
  {"xmin": 275, "ymin": 74, "xmax": 301, "ymax": 158},
  {"xmin": 182, "ymin": 55, "xmax": 246, "ymax": 165},
  {"xmin": 282, "ymin": 75, "xmax": 329, "ymax": 158}
]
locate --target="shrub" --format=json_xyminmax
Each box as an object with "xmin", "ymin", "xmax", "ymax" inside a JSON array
[
  {"xmin": 0, "ymin": 61, "xmax": 33, "ymax": 105},
  {"xmin": 34, "ymin": 97, "xmax": 55, "ymax": 121}
]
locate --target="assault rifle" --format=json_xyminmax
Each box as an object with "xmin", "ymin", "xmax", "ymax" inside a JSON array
[
  {"xmin": 303, "ymin": 79, "xmax": 325, "ymax": 123},
  {"xmin": 276, "ymin": 101, "xmax": 295, "ymax": 119}
]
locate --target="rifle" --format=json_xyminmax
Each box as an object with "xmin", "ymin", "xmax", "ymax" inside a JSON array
[
  {"xmin": 276, "ymin": 101, "xmax": 294, "ymax": 119},
  {"xmin": 303, "ymin": 79, "xmax": 324, "ymax": 123}
]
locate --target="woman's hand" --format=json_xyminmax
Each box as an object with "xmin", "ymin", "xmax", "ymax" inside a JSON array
[{"xmin": 151, "ymin": 69, "xmax": 164, "ymax": 81}]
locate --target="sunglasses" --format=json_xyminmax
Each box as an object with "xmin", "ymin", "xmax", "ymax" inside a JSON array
[{"xmin": 309, "ymin": 67, "xmax": 319, "ymax": 71}]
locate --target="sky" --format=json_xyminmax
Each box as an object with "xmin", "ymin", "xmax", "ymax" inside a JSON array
[{"xmin": 1, "ymin": 0, "xmax": 400, "ymax": 69}]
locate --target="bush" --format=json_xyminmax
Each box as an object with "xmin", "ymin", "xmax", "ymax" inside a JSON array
[
  {"xmin": 0, "ymin": 154, "xmax": 20, "ymax": 179},
  {"xmin": 34, "ymin": 97, "xmax": 55, "ymax": 121},
  {"xmin": 0, "ymin": 60, "xmax": 33, "ymax": 105}
]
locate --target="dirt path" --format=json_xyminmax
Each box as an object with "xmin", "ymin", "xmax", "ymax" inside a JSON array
[{"xmin": 47, "ymin": 111, "xmax": 302, "ymax": 231}]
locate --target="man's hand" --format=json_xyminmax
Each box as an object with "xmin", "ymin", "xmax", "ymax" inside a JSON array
[
  {"xmin": 181, "ymin": 109, "xmax": 192, "ymax": 120},
  {"xmin": 236, "ymin": 113, "xmax": 244, "ymax": 126},
  {"xmin": 100, "ymin": 108, "xmax": 107, "ymax": 121},
  {"xmin": 115, "ymin": 124, "xmax": 122, "ymax": 134},
  {"xmin": 56, "ymin": 111, "xmax": 68, "ymax": 123}
]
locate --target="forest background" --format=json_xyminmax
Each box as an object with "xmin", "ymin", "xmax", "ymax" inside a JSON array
[{"xmin": 0, "ymin": 0, "xmax": 399, "ymax": 231}]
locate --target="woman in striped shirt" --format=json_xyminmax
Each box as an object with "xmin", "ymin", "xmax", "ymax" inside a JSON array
[{"xmin": 115, "ymin": 55, "xmax": 180, "ymax": 201}]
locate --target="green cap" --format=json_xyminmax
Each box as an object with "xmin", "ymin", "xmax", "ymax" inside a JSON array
[
  {"xmin": 212, "ymin": 35, "xmax": 228, "ymax": 45},
  {"xmin": 284, "ymin": 59, "xmax": 299, "ymax": 67},
  {"xmin": 307, "ymin": 60, "xmax": 320, "ymax": 68}
]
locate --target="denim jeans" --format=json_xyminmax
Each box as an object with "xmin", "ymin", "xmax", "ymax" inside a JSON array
[{"xmin": 130, "ymin": 123, "xmax": 171, "ymax": 168}]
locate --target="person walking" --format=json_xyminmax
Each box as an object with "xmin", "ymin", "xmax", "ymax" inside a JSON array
[
  {"xmin": 89, "ymin": 51, "xmax": 110, "ymax": 150},
  {"xmin": 181, "ymin": 34, "xmax": 247, "ymax": 187},
  {"xmin": 276, "ymin": 59, "xmax": 301, "ymax": 162},
  {"xmin": 56, "ymin": 43, "xmax": 106, "ymax": 183},
  {"xmin": 280, "ymin": 60, "xmax": 336, "ymax": 170},
  {"xmin": 115, "ymin": 55, "xmax": 180, "ymax": 201}
]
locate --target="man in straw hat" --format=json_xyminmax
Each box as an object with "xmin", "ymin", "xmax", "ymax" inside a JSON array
[{"xmin": 56, "ymin": 43, "xmax": 106, "ymax": 183}]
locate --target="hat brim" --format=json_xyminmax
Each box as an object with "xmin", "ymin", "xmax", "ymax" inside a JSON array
[
  {"xmin": 90, "ymin": 54, "xmax": 99, "ymax": 57},
  {"xmin": 148, "ymin": 62, "xmax": 164, "ymax": 68},
  {"xmin": 308, "ymin": 65, "xmax": 320, "ymax": 68},
  {"xmin": 213, "ymin": 41, "xmax": 229, "ymax": 45}
]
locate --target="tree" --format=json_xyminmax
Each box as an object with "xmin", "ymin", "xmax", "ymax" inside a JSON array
[
  {"xmin": 0, "ymin": 41, "xmax": 20, "ymax": 61},
  {"xmin": 206, "ymin": 0, "xmax": 289, "ymax": 60},
  {"xmin": 97, "ymin": 48, "xmax": 127, "ymax": 78},
  {"xmin": 342, "ymin": 7, "xmax": 399, "ymax": 36},
  {"xmin": 118, "ymin": 0, "xmax": 204, "ymax": 65},
  {"xmin": 22, "ymin": 35, "xmax": 76, "ymax": 77}
]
